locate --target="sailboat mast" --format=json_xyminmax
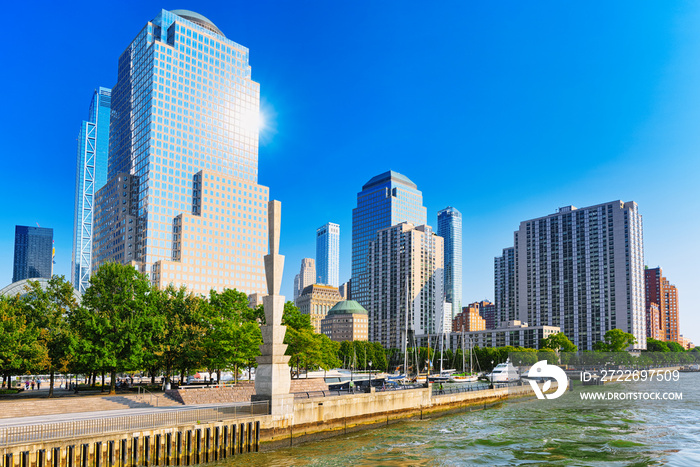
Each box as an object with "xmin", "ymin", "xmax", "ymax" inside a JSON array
[
  {"xmin": 403, "ymin": 276, "xmax": 409, "ymax": 376},
  {"xmin": 462, "ymin": 325, "xmax": 465, "ymax": 373},
  {"xmin": 469, "ymin": 335, "xmax": 473, "ymax": 374},
  {"xmin": 439, "ymin": 302, "xmax": 444, "ymax": 374}
]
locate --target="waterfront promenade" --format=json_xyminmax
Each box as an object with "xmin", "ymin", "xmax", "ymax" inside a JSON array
[{"xmin": 0, "ymin": 381, "xmax": 541, "ymax": 466}]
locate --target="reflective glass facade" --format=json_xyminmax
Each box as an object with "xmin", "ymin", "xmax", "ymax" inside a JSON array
[
  {"xmin": 95, "ymin": 9, "xmax": 268, "ymax": 294},
  {"xmin": 351, "ymin": 171, "xmax": 427, "ymax": 311},
  {"xmin": 316, "ymin": 222, "xmax": 339, "ymax": 287},
  {"xmin": 437, "ymin": 206, "xmax": 462, "ymax": 321},
  {"xmin": 72, "ymin": 87, "xmax": 111, "ymax": 293},
  {"xmin": 13, "ymin": 226, "xmax": 53, "ymax": 282}
]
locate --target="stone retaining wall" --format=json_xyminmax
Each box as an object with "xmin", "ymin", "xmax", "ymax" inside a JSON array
[{"xmin": 166, "ymin": 378, "xmax": 328, "ymax": 405}]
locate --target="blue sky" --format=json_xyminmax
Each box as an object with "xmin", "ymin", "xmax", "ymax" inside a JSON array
[{"xmin": 1, "ymin": 2, "xmax": 698, "ymax": 342}]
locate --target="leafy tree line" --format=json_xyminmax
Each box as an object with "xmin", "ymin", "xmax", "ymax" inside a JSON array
[
  {"xmin": 5, "ymin": 264, "xmax": 694, "ymax": 396},
  {"xmin": 0, "ymin": 263, "xmax": 339, "ymax": 395}
]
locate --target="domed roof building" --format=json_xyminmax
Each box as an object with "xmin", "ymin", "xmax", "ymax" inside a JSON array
[{"xmin": 321, "ymin": 300, "xmax": 368, "ymax": 343}]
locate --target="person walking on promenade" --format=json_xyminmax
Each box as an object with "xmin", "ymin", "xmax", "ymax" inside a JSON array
[
  {"xmin": 37, "ymin": 380, "xmax": 41, "ymax": 390},
  {"xmin": 25, "ymin": 381, "xmax": 29, "ymax": 391}
]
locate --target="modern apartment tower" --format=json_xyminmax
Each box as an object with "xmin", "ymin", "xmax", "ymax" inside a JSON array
[
  {"xmin": 316, "ymin": 222, "xmax": 339, "ymax": 287},
  {"xmin": 351, "ymin": 171, "xmax": 427, "ymax": 312},
  {"xmin": 437, "ymin": 207, "xmax": 462, "ymax": 322},
  {"xmin": 494, "ymin": 243, "xmax": 517, "ymax": 327},
  {"xmin": 367, "ymin": 222, "xmax": 444, "ymax": 349},
  {"xmin": 13, "ymin": 226, "xmax": 54, "ymax": 282},
  {"xmin": 72, "ymin": 87, "xmax": 111, "ymax": 293},
  {"xmin": 93, "ymin": 10, "xmax": 269, "ymax": 295},
  {"xmin": 497, "ymin": 201, "xmax": 646, "ymax": 351},
  {"xmin": 645, "ymin": 267, "xmax": 679, "ymax": 343},
  {"xmin": 293, "ymin": 258, "xmax": 316, "ymax": 302}
]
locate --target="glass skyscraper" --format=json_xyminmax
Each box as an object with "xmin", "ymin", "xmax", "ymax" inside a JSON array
[
  {"xmin": 437, "ymin": 206, "xmax": 462, "ymax": 321},
  {"xmin": 72, "ymin": 87, "xmax": 111, "ymax": 293},
  {"xmin": 93, "ymin": 9, "xmax": 269, "ymax": 295},
  {"xmin": 316, "ymin": 222, "xmax": 339, "ymax": 287},
  {"xmin": 351, "ymin": 170, "xmax": 427, "ymax": 310},
  {"xmin": 13, "ymin": 226, "xmax": 54, "ymax": 282}
]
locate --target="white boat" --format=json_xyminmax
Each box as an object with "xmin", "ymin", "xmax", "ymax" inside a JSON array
[
  {"xmin": 450, "ymin": 374, "xmax": 479, "ymax": 383},
  {"xmin": 485, "ymin": 360, "xmax": 520, "ymax": 382}
]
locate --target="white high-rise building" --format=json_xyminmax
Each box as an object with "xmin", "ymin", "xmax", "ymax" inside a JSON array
[
  {"xmin": 293, "ymin": 258, "xmax": 316, "ymax": 303},
  {"xmin": 316, "ymin": 222, "xmax": 339, "ymax": 287},
  {"xmin": 497, "ymin": 201, "xmax": 645, "ymax": 351},
  {"xmin": 93, "ymin": 10, "xmax": 269, "ymax": 295},
  {"xmin": 367, "ymin": 222, "xmax": 444, "ymax": 349}
]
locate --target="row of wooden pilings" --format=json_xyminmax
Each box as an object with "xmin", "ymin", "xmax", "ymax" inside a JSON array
[{"xmin": 3, "ymin": 421, "xmax": 261, "ymax": 467}]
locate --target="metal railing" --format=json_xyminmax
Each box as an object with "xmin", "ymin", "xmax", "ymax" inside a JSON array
[
  {"xmin": 431, "ymin": 381, "xmax": 523, "ymax": 396},
  {"xmin": 137, "ymin": 386, "xmax": 158, "ymax": 406},
  {"xmin": 0, "ymin": 401, "xmax": 269, "ymax": 447},
  {"xmin": 294, "ymin": 383, "xmax": 426, "ymax": 399}
]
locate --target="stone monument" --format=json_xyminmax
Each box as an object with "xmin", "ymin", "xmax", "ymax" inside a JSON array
[{"xmin": 253, "ymin": 200, "xmax": 294, "ymax": 415}]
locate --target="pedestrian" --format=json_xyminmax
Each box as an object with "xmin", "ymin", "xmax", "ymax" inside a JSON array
[
  {"xmin": 37, "ymin": 380, "xmax": 41, "ymax": 390},
  {"xmin": 25, "ymin": 381, "xmax": 29, "ymax": 390},
  {"xmin": 349, "ymin": 380, "xmax": 354, "ymax": 393}
]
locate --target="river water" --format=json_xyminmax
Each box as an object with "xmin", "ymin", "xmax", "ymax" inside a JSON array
[{"xmin": 225, "ymin": 373, "xmax": 700, "ymax": 466}]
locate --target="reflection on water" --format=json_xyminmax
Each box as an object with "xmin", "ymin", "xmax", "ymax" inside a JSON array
[{"xmin": 224, "ymin": 374, "xmax": 700, "ymax": 466}]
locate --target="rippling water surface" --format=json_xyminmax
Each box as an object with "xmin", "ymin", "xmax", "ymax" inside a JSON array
[{"xmin": 224, "ymin": 373, "xmax": 700, "ymax": 466}]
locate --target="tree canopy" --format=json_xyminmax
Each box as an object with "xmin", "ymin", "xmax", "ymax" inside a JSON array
[
  {"xmin": 540, "ymin": 332, "xmax": 578, "ymax": 353},
  {"xmin": 593, "ymin": 329, "xmax": 637, "ymax": 352}
]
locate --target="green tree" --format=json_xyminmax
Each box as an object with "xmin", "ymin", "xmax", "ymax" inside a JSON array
[
  {"xmin": 645, "ymin": 338, "xmax": 670, "ymax": 353},
  {"xmin": 282, "ymin": 301, "xmax": 341, "ymax": 377},
  {"xmin": 77, "ymin": 262, "xmax": 156, "ymax": 394},
  {"xmin": 22, "ymin": 276, "xmax": 79, "ymax": 397},
  {"xmin": 593, "ymin": 329, "xmax": 637, "ymax": 352},
  {"xmin": 537, "ymin": 349, "xmax": 558, "ymax": 364},
  {"xmin": 666, "ymin": 341, "xmax": 686, "ymax": 353},
  {"xmin": 205, "ymin": 289, "xmax": 263, "ymax": 382},
  {"xmin": 282, "ymin": 301, "xmax": 313, "ymax": 332},
  {"xmin": 151, "ymin": 286, "xmax": 209, "ymax": 387},
  {"xmin": 540, "ymin": 332, "xmax": 578, "ymax": 353},
  {"xmin": 0, "ymin": 295, "xmax": 47, "ymax": 387}
]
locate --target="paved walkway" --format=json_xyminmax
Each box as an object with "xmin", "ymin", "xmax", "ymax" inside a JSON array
[
  {"xmin": 0, "ymin": 402, "xmax": 251, "ymax": 428},
  {"xmin": 0, "ymin": 391, "xmax": 182, "ymax": 421}
]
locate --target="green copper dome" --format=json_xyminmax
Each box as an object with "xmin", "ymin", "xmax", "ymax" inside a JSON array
[{"xmin": 328, "ymin": 300, "xmax": 368, "ymax": 316}]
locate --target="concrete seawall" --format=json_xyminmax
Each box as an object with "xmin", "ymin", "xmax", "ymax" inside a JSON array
[{"xmin": 1, "ymin": 383, "xmax": 539, "ymax": 464}]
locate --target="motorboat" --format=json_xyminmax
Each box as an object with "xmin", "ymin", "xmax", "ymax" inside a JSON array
[{"xmin": 484, "ymin": 359, "xmax": 520, "ymax": 382}]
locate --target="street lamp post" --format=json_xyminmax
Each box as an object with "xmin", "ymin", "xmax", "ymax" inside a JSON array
[
  {"xmin": 490, "ymin": 360, "xmax": 495, "ymax": 388},
  {"xmin": 369, "ymin": 361, "xmax": 373, "ymax": 391},
  {"xmin": 350, "ymin": 364, "xmax": 354, "ymax": 393}
]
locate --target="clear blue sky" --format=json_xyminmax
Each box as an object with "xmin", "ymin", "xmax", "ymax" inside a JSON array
[{"xmin": 1, "ymin": 2, "xmax": 698, "ymax": 343}]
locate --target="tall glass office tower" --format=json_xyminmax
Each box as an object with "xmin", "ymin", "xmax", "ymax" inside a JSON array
[
  {"xmin": 351, "ymin": 171, "xmax": 427, "ymax": 310},
  {"xmin": 72, "ymin": 87, "xmax": 111, "ymax": 293},
  {"xmin": 13, "ymin": 226, "xmax": 54, "ymax": 282},
  {"xmin": 93, "ymin": 10, "xmax": 269, "ymax": 295},
  {"xmin": 437, "ymin": 207, "xmax": 462, "ymax": 321},
  {"xmin": 316, "ymin": 222, "xmax": 339, "ymax": 287}
]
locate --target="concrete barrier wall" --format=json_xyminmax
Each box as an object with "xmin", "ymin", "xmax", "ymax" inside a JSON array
[{"xmin": 258, "ymin": 383, "xmax": 540, "ymax": 450}]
